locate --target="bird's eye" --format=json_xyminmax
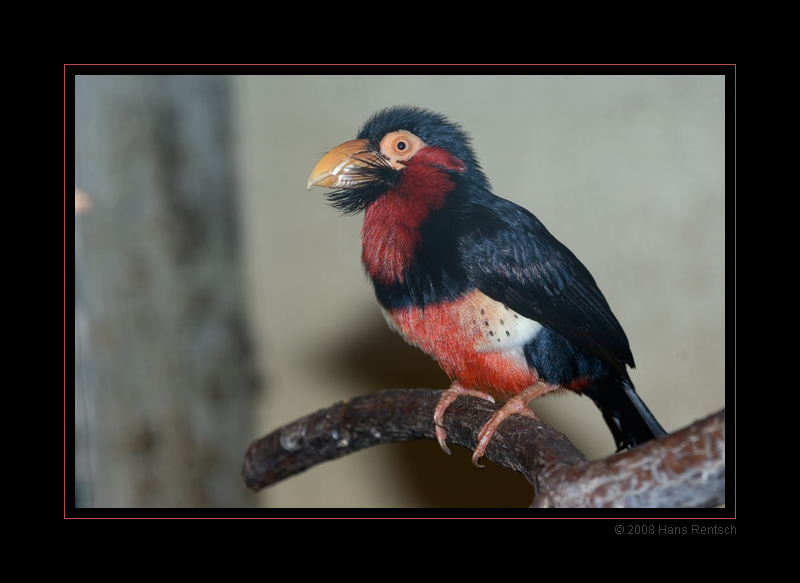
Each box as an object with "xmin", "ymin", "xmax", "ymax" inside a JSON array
[
  {"xmin": 380, "ymin": 131, "xmax": 426, "ymax": 165},
  {"xmin": 388, "ymin": 134, "xmax": 412, "ymax": 155}
]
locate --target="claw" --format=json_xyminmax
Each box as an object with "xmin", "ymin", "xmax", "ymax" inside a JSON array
[
  {"xmin": 433, "ymin": 383, "xmax": 495, "ymax": 456},
  {"xmin": 468, "ymin": 381, "xmax": 552, "ymax": 467},
  {"xmin": 433, "ymin": 381, "xmax": 554, "ymax": 467},
  {"xmin": 435, "ymin": 425, "xmax": 453, "ymax": 455}
]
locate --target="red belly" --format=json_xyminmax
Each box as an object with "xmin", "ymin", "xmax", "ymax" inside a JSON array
[{"xmin": 382, "ymin": 290, "xmax": 540, "ymax": 400}]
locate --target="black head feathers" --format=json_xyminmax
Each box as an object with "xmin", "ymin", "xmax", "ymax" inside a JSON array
[{"xmin": 357, "ymin": 106, "xmax": 489, "ymax": 190}]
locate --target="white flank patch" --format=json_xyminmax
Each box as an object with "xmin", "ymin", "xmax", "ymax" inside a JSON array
[
  {"xmin": 469, "ymin": 293, "xmax": 542, "ymax": 353},
  {"xmin": 378, "ymin": 291, "xmax": 542, "ymax": 355}
]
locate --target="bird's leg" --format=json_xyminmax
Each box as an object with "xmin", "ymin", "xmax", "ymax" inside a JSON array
[
  {"xmin": 471, "ymin": 381, "xmax": 553, "ymax": 468},
  {"xmin": 434, "ymin": 382, "xmax": 495, "ymax": 456}
]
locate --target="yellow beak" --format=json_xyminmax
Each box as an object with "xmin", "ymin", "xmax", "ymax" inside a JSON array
[{"xmin": 307, "ymin": 139, "xmax": 379, "ymax": 190}]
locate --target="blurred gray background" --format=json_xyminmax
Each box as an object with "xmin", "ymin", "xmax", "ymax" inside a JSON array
[{"xmin": 74, "ymin": 74, "xmax": 726, "ymax": 508}]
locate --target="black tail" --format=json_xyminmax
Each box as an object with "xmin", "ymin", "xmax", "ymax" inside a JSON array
[{"xmin": 584, "ymin": 375, "xmax": 667, "ymax": 451}]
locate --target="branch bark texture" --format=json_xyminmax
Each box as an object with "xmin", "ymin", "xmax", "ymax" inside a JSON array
[{"xmin": 243, "ymin": 389, "xmax": 724, "ymax": 508}]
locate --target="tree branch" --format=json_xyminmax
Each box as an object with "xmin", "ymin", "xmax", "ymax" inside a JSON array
[{"xmin": 242, "ymin": 389, "xmax": 724, "ymax": 508}]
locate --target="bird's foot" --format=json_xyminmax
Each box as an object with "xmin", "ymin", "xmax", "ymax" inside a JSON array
[
  {"xmin": 471, "ymin": 381, "xmax": 552, "ymax": 468},
  {"xmin": 434, "ymin": 383, "xmax": 495, "ymax": 456}
]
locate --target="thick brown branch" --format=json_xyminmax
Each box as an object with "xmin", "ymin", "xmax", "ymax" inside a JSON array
[
  {"xmin": 242, "ymin": 389, "xmax": 724, "ymax": 508},
  {"xmin": 532, "ymin": 409, "xmax": 725, "ymax": 508}
]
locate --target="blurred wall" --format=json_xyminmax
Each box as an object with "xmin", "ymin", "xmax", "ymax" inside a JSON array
[
  {"xmin": 75, "ymin": 75, "xmax": 258, "ymax": 508},
  {"xmin": 235, "ymin": 75, "xmax": 726, "ymax": 508}
]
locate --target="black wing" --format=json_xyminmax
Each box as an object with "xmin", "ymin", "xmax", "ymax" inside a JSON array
[{"xmin": 456, "ymin": 193, "xmax": 634, "ymax": 378}]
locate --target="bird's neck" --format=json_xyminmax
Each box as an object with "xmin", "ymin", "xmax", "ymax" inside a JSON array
[{"xmin": 361, "ymin": 150, "xmax": 463, "ymax": 286}]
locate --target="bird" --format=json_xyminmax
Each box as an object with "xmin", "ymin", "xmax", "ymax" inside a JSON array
[{"xmin": 307, "ymin": 106, "xmax": 666, "ymax": 467}]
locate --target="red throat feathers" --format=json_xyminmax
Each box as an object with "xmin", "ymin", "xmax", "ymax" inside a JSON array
[{"xmin": 361, "ymin": 148, "xmax": 465, "ymax": 286}]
